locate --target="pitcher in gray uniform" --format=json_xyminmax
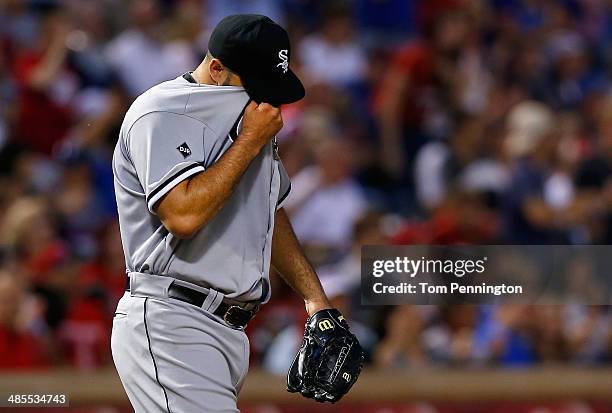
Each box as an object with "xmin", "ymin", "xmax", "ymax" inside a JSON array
[{"xmin": 111, "ymin": 14, "xmax": 362, "ymax": 413}]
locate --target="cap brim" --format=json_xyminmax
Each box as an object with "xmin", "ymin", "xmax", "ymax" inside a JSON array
[{"xmin": 241, "ymin": 69, "xmax": 305, "ymax": 107}]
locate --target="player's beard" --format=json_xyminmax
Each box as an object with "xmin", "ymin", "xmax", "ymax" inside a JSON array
[{"xmin": 220, "ymin": 72, "xmax": 233, "ymax": 86}]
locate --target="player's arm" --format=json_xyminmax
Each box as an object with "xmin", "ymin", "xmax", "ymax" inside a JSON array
[
  {"xmin": 155, "ymin": 102, "xmax": 281, "ymax": 239},
  {"xmin": 271, "ymin": 208, "xmax": 331, "ymax": 315},
  {"xmin": 275, "ymin": 207, "xmax": 364, "ymax": 403}
]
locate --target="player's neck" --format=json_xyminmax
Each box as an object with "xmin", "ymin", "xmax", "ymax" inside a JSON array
[{"xmin": 191, "ymin": 63, "xmax": 215, "ymax": 86}]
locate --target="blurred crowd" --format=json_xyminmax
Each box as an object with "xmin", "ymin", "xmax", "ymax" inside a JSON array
[{"xmin": 0, "ymin": 0, "xmax": 610, "ymax": 371}]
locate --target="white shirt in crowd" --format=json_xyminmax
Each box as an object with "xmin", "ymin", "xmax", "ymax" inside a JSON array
[
  {"xmin": 298, "ymin": 35, "xmax": 367, "ymax": 86},
  {"xmin": 105, "ymin": 30, "xmax": 196, "ymax": 97},
  {"xmin": 287, "ymin": 166, "xmax": 366, "ymax": 248}
]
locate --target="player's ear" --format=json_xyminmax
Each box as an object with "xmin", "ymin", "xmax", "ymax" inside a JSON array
[{"xmin": 208, "ymin": 58, "xmax": 226, "ymax": 85}]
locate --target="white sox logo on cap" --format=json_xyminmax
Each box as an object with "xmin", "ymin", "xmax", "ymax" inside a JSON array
[
  {"xmin": 277, "ymin": 49, "xmax": 289, "ymax": 73},
  {"xmin": 209, "ymin": 15, "xmax": 304, "ymax": 105}
]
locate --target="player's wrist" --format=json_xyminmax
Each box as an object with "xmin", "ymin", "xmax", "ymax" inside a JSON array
[
  {"xmin": 235, "ymin": 132, "xmax": 267, "ymax": 157},
  {"xmin": 304, "ymin": 298, "xmax": 332, "ymax": 317}
]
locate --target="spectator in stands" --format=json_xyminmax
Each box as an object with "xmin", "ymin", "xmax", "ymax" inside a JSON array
[
  {"xmin": 422, "ymin": 306, "xmax": 479, "ymax": 365},
  {"xmin": 317, "ymin": 211, "xmax": 387, "ymax": 299},
  {"xmin": 78, "ymin": 221, "xmax": 126, "ymax": 311},
  {"xmin": 298, "ymin": 1, "xmax": 367, "ymax": 88},
  {"xmin": 0, "ymin": 197, "xmax": 74, "ymax": 330},
  {"xmin": 501, "ymin": 101, "xmax": 571, "ymax": 244},
  {"xmin": 374, "ymin": 306, "xmax": 429, "ymax": 368},
  {"xmin": 0, "ymin": 0, "xmax": 40, "ymax": 51},
  {"xmin": 205, "ymin": 0, "xmax": 285, "ymax": 29},
  {"xmin": 61, "ymin": 0, "xmax": 125, "ymax": 151},
  {"xmin": 547, "ymin": 31, "xmax": 599, "ymax": 110},
  {"xmin": 57, "ymin": 286, "xmax": 112, "ymax": 369},
  {"xmin": 285, "ymin": 134, "xmax": 367, "ymax": 262},
  {"xmin": 472, "ymin": 305, "xmax": 538, "ymax": 366},
  {"xmin": 374, "ymin": 6, "xmax": 471, "ymax": 182},
  {"xmin": 105, "ymin": 0, "xmax": 196, "ymax": 97},
  {"xmin": 570, "ymin": 95, "xmax": 612, "ymax": 243},
  {"xmin": 0, "ymin": 271, "xmax": 49, "ymax": 368},
  {"xmin": 54, "ymin": 154, "xmax": 113, "ymax": 258},
  {"xmin": 0, "ymin": 41, "xmax": 12, "ymax": 159},
  {"xmin": 12, "ymin": 7, "xmax": 76, "ymax": 154},
  {"xmin": 565, "ymin": 305, "xmax": 612, "ymax": 364},
  {"xmin": 532, "ymin": 306, "xmax": 570, "ymax": 363},
  {"xmin": 414, "ymin": 116, "xmax": 508, "ymax": 212}
]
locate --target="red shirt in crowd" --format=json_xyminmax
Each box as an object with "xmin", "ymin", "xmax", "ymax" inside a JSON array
[
  {"xmin": 0, "ymin": 326, "xmax": 48, "ymax": 369},
  {"xmin": 374, "ymin": 42, "xmax": 434, "ymax": 128},
  {"xmin": 13, "ymin": 52, "xmax": 74, "ymax": 154}
]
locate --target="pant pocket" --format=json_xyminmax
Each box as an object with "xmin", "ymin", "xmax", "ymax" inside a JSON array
[
  {"xmin": 236, "ymin": 333, "xmax": 250, "ymax": 393},
  {"xmin": 113, "ymin": 292, "xmax": 131, "ymax": 318}
]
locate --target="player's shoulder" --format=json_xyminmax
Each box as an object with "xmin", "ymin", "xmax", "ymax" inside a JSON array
[
  {"xmin": 183, "ymin": 84, "xmax": 249, "ymax": 123},
  {"xmin": 120, "ymin": 78, "xmax": 251, "ymax": 147},
  {"xmin": 183, "ymin": 86, "xmax": 250, "ymax": 140},
  {"xmin": 121, "ymin": 77, "xmax": 193, "ymax": 133}
]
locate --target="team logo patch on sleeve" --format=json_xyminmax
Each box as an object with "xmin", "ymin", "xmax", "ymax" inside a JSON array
[{"xmin": 177, "ymin": 142, "xmax": 192, "ymax": 158}]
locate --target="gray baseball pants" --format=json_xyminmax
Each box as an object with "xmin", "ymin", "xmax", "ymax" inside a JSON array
[{"xmin": 111, "ymin": 272, "xmax": 250, "ymax": 412}]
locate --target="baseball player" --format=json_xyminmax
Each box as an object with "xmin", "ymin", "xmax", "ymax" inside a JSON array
[{"xmin": 111, "ymin": 14, "xmax": 363, "ymax": 413}]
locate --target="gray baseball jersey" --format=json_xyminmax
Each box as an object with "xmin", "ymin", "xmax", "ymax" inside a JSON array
[{"xmin": 112, "ymin": 74, "xmax": 290, "ymax": 302}]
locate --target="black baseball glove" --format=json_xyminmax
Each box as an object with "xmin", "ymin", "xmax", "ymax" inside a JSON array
[{"xmin": 287, "ymin": 308, "xmax": 364, "ymax": 403}]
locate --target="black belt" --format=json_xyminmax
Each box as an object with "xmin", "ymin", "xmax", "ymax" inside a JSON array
[{"xmin": 125, "ymin": 276, "xmax": 258, "ymax": 329}]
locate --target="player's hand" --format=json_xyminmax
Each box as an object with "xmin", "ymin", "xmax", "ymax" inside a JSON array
[
  {"xmin": 287, "ymin": 309, "xmax": 364, "ymax": 403},
  {"xmin": 240, "ymin": 101, "xmax": 283, "ymax": 149}
]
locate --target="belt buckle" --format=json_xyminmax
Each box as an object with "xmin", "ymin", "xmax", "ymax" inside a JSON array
[{"xmin": 223, "ymin": 305, "xmax": 251, "ymax": 330}]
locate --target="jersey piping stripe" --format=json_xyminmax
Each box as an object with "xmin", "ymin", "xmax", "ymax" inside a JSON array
[
  {"xmin": 277, "ymin": 182, "xmax": 291, "ymax": 207},
  {"xmin": 208, "ymin": 136, "xmax": 233, "ymax": 164},
  {"xmin": 143, "ymin": 298, "xmax": 172, "ymax": 413},
  {"xmin": 228, "ymin": 99, "xmax": 252, "ymax": 142},
  {"xmin": 146, "ymin": 163, "xmax": 204, "ymax": 212}
]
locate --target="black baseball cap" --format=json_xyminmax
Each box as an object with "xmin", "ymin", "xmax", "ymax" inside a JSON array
[{"xmin": 208, "ymin": 14, "xmax": 305, "ymax": 106}]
